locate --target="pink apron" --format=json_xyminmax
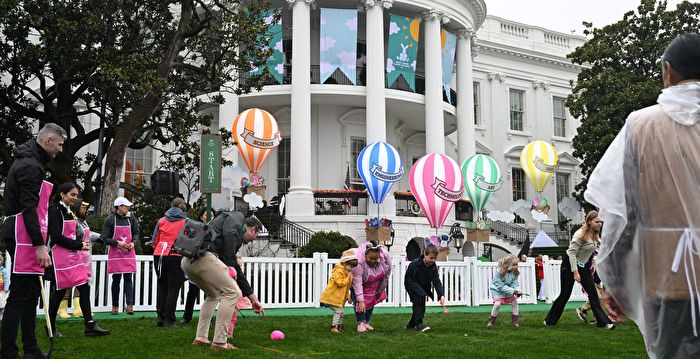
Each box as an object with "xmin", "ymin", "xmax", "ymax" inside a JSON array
[
  {"xmin": 12, "ymin": 180, "xmax": 53, "ymax": 274},
  {"xmin": 107, "ymin": 219, "xmax": 136, "ymax": 274},
  {"xmin": 52, "ymin": 215, "xmax": 89, "ymax": 290},
  {"xmin": 361, "ymin": 271, "xmax": 387, "ymax": 309}
]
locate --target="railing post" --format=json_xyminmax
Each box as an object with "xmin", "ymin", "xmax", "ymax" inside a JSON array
[{"xmin": 464, "ymin": 256, "xmax": 473, "ymax": 306}]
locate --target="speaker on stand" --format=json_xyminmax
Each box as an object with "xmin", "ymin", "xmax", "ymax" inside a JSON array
[{"xmin": 150, "ymin": 170, "xmax": 179, "ymax": 197}]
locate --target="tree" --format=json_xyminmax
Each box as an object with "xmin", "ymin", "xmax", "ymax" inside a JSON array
[
  {"xmin": 568, "ymin": 0, "xmax": 700, "ymax": 205},
  {"xmin": 0, "ymin": 0, "xmax": 276, "ymax": 212}
]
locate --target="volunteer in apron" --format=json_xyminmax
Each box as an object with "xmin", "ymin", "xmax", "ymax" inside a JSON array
[
  {"xmin": 1, "ymin": 124, "xmax": 64, "ymax": 359},
  {"xmin": 46, "ymin": 183, "xmax": 109, "ymax": 337},
  {"xmin": 100, "ymin": 196, "xmax": 140, "ymax": 315}
]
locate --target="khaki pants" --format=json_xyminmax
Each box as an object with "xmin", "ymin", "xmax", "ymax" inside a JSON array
[{"xmin": 181, "ymin": 252, "xmax": 240, "ymax": 344}]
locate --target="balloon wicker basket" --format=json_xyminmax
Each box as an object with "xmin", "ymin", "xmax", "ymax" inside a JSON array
[
  {"xmin": 467, "ymin": 228, "xmax": 489, "ymax": 243},
  {"xmin": 365, "ymin": 226, "xmax": 392, "ymax": 243}
]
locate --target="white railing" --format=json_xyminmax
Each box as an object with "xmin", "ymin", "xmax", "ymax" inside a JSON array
[
  {"xmin": 500, "ymin": 22, "xmax": 529, "ymax": 39},
  {"xmin": 542, "ymin": 255, "xmax": 587, "ymax": 303},
  {"xmin": 33, "ymin": 253, "xmax": 583, "ymax": 314},
  {"xmin": 544, "ymin": 32, "xmax": 570, "ymax": 48}
]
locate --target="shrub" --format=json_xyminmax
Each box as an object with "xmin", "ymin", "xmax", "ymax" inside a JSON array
[{"xmin": 298, "ymin": 231, "xmax": 357, "ymax": 258}]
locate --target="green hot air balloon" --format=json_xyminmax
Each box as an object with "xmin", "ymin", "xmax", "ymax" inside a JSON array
[{"xmin": 461, "ymin": 154, "xmax": 502, "ymax": 217}]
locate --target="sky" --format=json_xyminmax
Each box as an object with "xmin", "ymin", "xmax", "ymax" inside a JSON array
[{"xmin": 485, "ymin": 0, "xmax": 688, "ymax": 35}]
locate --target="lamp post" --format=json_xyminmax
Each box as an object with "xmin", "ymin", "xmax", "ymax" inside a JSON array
[
  {"xmin": 450, "ymin": 223, "xmax": 464, "ymax": 257},
  {"xmin": 385, "ymin": 228, "xmax": 395, "ymax": 252}
]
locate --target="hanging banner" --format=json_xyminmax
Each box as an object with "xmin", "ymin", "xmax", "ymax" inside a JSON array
[
  {"xmin": 441, "ymin": 29, "xmax": 457, "ymax": 104},
  {"xmin": 386, "ymin": 14, "xmax": 420, "ymax": 91},
  {"xmin": 250, "ymin": 10, "xmax": 284, "ymax": 84},
  {"xmin": 200, "ymin": 135, "xmax": 222, "ymax": 194},
  {"xmin": 320, "ymin": 8, "xmax": 358, "ymax": 84}
]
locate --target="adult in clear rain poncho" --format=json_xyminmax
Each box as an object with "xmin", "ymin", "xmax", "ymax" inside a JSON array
[{"xmin": 584, "ymin": 33, "xmax": 700, "ymax": 359}]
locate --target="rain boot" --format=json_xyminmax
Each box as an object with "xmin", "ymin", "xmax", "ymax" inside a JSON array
[
  {"xmin": 84, "ymin": 321, "xmax": 111, "ymax": 337},
  {"xmin": 486, "ymin": 316, "xmax": 497, "ymax": 327},
  {"xmin": 512, "ymin": 314, "xmax": 520, "ymax": 328},
  {"xmin": 72, "ymin": 297, "xmax": 83, "ymax": 318},
  {"xmin": 58, "ymin": 299, "xmax": 70, "ymax": 319}
]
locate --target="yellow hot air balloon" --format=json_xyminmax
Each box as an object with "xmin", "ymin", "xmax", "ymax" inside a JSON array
[{"xmin": 520, "ymin": 140, "xmax": 559, "ymax": 193}]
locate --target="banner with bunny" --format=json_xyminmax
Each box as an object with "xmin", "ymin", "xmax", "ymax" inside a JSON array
[{"xmin": 386, "ymin": 14, "xmax": 420, "ymax": 91}]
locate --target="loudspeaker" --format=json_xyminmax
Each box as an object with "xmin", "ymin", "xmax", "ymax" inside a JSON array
[{"xmin": 151, "ymin": 170, "xmax": 179, "ymax": 196}]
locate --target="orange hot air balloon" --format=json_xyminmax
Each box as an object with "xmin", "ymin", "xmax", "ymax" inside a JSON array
[{"xmin": 232, "ymin": 108, "xmax": 281, "ymax": 184}]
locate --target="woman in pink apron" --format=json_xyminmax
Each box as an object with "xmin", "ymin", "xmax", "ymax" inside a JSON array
[
  {"xmin": 46, "ymin": 183, "xmax": 109, "ymax": 337},
  {"xmin": 351, "ymin": 241, "xmax": 393, "ymax": 332},
  {"xmin": 100, "ymin": 196, "xmax": 139, "ymax": 315}
]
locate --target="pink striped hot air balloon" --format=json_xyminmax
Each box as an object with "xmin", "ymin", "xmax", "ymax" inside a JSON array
[
  {"xmin": 409, "ymin": 153, "xmax": 464, "ymax": 229},
  {"xmin": 232, "ymin": 108, "xmax": 281, "ymax": 185}
]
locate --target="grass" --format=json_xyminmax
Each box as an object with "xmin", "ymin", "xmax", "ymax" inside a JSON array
[{"xmin": 22, "ymin": 304, "xmax": 647, "ymax": 359}]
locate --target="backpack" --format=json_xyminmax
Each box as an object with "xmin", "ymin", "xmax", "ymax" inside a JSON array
[{"xmin": 170, "ymin": 220, "xmax": 215, "ymax": 259}]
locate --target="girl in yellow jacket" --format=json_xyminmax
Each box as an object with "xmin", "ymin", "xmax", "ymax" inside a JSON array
[{"xmin": 320, "ymin": 249, "xmax": 358, "ymax": 333}]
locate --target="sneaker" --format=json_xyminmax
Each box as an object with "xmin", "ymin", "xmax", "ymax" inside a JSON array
[
  {"xmin": 543, "ymin": 320, "xmax": 555, "ymax": 327},
  {"xmin": 111, "ymin": 306, "xmax": 119, "ymax": 315},
  {"xmin": 330, "ymin": 326, "xmax": 341, "ymax": 333},
  {"xmin": 126, "ymin": 305, "xmax": 134, "ymax": 315},
  {"xmin": 365, "ymin": 323, "xmax": 374, "ymax": 331},
  {"xmin": 604, "ymin": 323, "xmax": 615, "ymax": 330},
  {"xmin": 576, "ymin": 308, "xmax": 587, "ymax": 322},
  {"xmin": 415, "ymin": 324, "xmax": 430, "ymax": 332},
  {"xmin": 357, "ymin": 322, "xmax": 367, "ymax": 333}
]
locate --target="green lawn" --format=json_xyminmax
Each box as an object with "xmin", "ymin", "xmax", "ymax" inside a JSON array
[{"xmin": 25, "ymin": 304, "xmax": 646, "ymax": 358}]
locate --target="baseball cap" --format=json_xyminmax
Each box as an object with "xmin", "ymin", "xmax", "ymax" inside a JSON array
[{"xmin": 114, "ymin": 197, "xmax": 133, "ymax": 207}]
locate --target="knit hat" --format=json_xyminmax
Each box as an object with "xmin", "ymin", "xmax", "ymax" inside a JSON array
[{"xmin": 340, "ymin": 249, "xmax": 357, "ymax": 263}]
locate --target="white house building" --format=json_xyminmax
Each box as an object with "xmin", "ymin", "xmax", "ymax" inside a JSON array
[{"xmin": 72, "ymin": 0, "xmax": 588, "ymax": 257}]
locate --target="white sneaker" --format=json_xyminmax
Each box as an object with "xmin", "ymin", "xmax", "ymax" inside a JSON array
[
  {"xmin": 419, "ymin": 326, "xmax": 431, "ymax": 333},
  {"xmin": 605, "ymin": 323, "xmax": 615, "ymax": 330}
]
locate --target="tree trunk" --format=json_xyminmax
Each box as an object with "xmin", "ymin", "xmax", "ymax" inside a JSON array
[{"xmin": 98, "ymin": 0, "xmax": 194, "ymax": 214}]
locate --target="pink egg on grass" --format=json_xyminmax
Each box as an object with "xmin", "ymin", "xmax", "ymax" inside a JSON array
[{"xmin": 270, "ymin": 330, "xmax": 285, "ymax": 340}]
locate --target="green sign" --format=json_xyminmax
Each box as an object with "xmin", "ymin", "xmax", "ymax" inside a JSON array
[{"xmin": 200, "ymin": 135, "xmax": 222, "ymax": 193}]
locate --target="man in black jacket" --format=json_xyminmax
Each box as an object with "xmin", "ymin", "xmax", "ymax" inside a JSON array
[
  {"xmin": 180, "ymin": 211, "xmax": 265, "ymax": 350},
  {"xmin": 1, "ymin": 123, "xmax": 66, "ymax": 359}
]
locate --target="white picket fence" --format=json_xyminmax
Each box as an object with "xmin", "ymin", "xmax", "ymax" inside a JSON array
[
  {"xmin": 34, "ymin": 253, "xmax": 584, "ymax": 314},
  {"xmin": 541, "ymin": 255, "xmax": 587, "ymax": 303}
]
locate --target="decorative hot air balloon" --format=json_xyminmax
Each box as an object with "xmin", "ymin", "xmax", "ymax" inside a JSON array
[
  {"xmin": 520, "ymin": 140, "xmax": 558, "ymax": 193},
  {"xmin": 357, "ymin": 141, "xmax": 404, "ymax": 204},
  {"xmin": 409, "ymin": 153, "xmax": 464, "ymax": 229},
  {"xmin": 232, "ymin": 108, "xmax": 281, "ymax": 186},
  {"xmin": 461, "ymin": 154, "xmax": 502, "ymax": 217}
]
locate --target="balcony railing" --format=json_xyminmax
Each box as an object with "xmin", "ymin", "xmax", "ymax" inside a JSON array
[
  {"xmin": 241, "ymin": 65, "xmax": 457, "ymax": 105},
  {"xmin": 395, "ymin": 192, "xmax": 472, "ymax": 220},
  {"xmin": 313, "ymin": 191, "xmax": 368, "ymax": 215}
]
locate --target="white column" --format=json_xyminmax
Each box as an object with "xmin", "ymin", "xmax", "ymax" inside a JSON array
[
  {"xmin": 423, "ymin": 9, "xmax": 448, "ymax": 154},
  {"xmin": 363, "ymin": 0, "xmax": 391, "ymax": 144},
  {"xmin": 456, "ymin": 29, "xmax": 476, "ymax": 164},
  {"xmin": 285, "ymin": 0, "xmax": 315, "ymax": 216}
]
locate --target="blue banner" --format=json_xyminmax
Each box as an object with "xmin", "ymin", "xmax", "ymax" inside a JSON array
[
  {"xmin": 441, "ymin": 29, "xmax": 457, "ymax": 104},
  {"xmin": 250, "ymin": 10, "xmax": 284, "ymax": 84},
  {"xmin": 319, "ymin": 8, "xmax": 358, "ymax": 84}
]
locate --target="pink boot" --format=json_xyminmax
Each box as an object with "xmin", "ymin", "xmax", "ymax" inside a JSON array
[
  {"xmin": 357, "ymin": 322, "xmax": 367, "ymax": 333},
  {"xmin": 512, "ymin": 315, "xmax": 520, "ymax": 328},
  {"xmin": 486, "ymin": 316, "xmax": 497, "ymax": 327}
]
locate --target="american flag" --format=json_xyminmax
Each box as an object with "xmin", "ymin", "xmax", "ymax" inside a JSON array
[{"xmin": 343, "ymin": 165, "xmax": 351, "ymax": 206}]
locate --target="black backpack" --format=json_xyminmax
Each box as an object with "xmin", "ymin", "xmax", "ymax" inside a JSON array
[{"xmin": 170, "ymin": 220, "xmax": 214, "ymax": 259}]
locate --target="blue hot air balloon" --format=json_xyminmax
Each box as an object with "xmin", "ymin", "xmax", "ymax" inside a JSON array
[{"xmin": 357, "ymin": 141, "xmax": 404, "ymax": 204}]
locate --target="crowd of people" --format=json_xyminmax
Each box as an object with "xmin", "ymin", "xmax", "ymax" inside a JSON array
[{"xmin": 0, "ymin": 32, "xmax": 698, "ymax": 359}]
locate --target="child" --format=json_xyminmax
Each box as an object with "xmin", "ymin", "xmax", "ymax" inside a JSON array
[
  {"xmin": 227, "ymin": 256, "xmax": 252, "ymax": 337},
  {"xmin": 319, "ymin": 249, "xmax": 358, "ymax": 333},
  {"xmin": 488, "ymin": 254, "xmax": 523, "ymax": 327},
  {"xmin": 0, "ymin": 254, "xmax": 8, "ymax": 320},
  {"xmin": 404, "ymin": 244, "xmax": 445, "ymax": 333}
]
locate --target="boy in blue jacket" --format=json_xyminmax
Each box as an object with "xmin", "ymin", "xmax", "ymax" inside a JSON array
[{"xmin": 404, "ymin": 244, "xmax": 444, "ymax": 332}]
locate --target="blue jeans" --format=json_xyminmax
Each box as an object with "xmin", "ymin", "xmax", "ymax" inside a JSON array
[
  {"xmin": 111, "ymin": 273, "xmax": 134, "ymax": 306},
  {"xmin": 350, "ymin": 287, "xmax": 375, "ymax": 323}
]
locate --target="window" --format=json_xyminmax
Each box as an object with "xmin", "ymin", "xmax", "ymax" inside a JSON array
[
  {"xmin": 350, "ymin": 137, "xmax": 366, "ymax": 190},
  {"xmin": 509, "ymin": 89, "xmax": 524, "ymax": 131},
  {"xmin": 473, "ymin": 82, "xmax": 480, "ymax": 125},
  {"xmin": 124, "ymin": 147, "xmax": 153, "ymax": 199},
  {"xmin": 511, "ymin": 168, "xmax": 526, "ymax": 223},
  {"xmin": 556, "ymin": 173, "xmax": 571, "ymax": 223},
  {"xmin": 276, "ymin": 137, "xmax": 291, "ymax": 196},
  {"xmin": 553, "ymin": 97, "xmax": 567, "ymax": 137}
]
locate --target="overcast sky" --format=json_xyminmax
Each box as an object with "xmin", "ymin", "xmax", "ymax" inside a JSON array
[{"xmin": 485, "ymin": 0, "xmax": 688, "ymax": 35}]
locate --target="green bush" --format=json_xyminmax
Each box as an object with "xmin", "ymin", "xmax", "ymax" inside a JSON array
[{"xmin": 298, "ymin": 231, "xmax": 357, "ymax": 258}]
